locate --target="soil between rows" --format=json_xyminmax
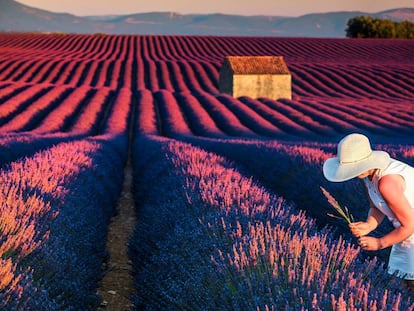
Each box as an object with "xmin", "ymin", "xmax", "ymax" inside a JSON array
[{"xmin": 97, "ymin": 161, "xmax": 135, "ymax": 310}]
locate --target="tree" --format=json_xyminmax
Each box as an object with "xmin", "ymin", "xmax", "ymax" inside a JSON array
[
  {"xmin": 396, "ymin": 20, "xmax": 414, "ymax": 39},
  {"xmin": 346, "ymin": 16, "xmax": 373, "ymax": 38},
  {"xmin": 346, "ymin": 16, "xmax": 414, "ymax": 39},
  {"xmin": 376, "ymin": 19, "xmax": 396, "ymax": 38}
]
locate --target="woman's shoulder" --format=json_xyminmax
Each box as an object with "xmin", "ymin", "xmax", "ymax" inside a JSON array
[
  {"xmin": 380, "ymin": 158, "xmax": 414, "ymax": 194},
  {"xmin": 378, "ymin": 174, "xmax": 404, "ymax": 191},
  {"xmin": 383, "ymin": 159, "xmax": 414, "ymax": 175}
]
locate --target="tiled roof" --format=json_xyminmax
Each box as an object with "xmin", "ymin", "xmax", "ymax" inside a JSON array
[{"xmin": 223, "ymin": 56, "xmax": 290, "ymax": 74}]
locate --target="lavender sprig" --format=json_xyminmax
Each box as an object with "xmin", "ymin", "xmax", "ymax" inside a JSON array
[{"xmin": 320, "ymin": 186, "xmax": 354, "ymax": 224}]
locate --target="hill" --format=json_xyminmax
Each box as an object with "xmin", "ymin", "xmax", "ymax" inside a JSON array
[{"xmin": 0, "ymin": 0, "xmax": 414, "ymax": 37}]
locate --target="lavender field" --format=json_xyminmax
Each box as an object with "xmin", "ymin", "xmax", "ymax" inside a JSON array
[{"xmin": 0, "ymin": 33, "xmax": 413, "ymax": 310}]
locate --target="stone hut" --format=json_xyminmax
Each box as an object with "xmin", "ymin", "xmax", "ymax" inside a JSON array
[{"xmin": 219, "ymin": 56, "xmax": 292, "ymax": 100}]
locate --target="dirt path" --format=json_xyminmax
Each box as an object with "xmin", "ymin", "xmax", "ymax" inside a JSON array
[{"xmin": 97, "ymin": 161, "xmax": 135, "ymax": 310}]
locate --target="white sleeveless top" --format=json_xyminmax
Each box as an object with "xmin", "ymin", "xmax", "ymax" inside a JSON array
[{"xmin": 363, "ymin": 158, "xmax": 414, "ymax": 280}]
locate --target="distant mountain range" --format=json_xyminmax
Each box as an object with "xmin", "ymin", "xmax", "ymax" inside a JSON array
[{"xmin": 1, "ymin": 0, "xmax": 414, "ymax": 37}]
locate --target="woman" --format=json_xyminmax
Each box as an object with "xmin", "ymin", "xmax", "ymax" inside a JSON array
[{"xmin": 323, "ymin": 133, "xmax": 414, "ymax": 289}]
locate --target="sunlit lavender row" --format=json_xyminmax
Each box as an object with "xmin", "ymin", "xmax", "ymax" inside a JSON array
[
  {"xmin": 128, "ymin": 135, "xmax": 414, "ymax": 310},
  {"xmin": 0, "ymin": 134, "xmax": 127, "ymax": 310}
]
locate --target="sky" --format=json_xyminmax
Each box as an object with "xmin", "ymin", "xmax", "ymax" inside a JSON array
[{"xmin": 16, "ymin": 0, "xmax": 414, "ymax": 17}]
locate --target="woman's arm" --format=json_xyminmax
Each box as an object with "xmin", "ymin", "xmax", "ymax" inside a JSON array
[
  {"xmin": 349, "ymin": 183, "xmax": 385, "ymax": 238},
  {"xmin": 359, "ymin": 174, "xmax": 414, "ymax": 250},
  {"xmin": 377, "ymin": 174, "xmax": 414, "ymax": 248}
]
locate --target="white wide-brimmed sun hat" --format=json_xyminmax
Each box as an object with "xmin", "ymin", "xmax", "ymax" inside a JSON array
[{"xmin": 323, "ymin": 133, "xmax": 390, "ymax": 182}]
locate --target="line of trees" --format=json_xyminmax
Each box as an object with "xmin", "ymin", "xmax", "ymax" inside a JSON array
[{"xmin": 346, "ymin": 16, "xmax": 414, "ymax": 39}]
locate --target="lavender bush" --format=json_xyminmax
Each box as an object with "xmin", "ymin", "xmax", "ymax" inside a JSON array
[
  {"xmin": 130, "ymin": 135, "xmax": 413, "ymax": 310},
  {"xmin": 0, "ymin": 132, "xmax": 86, "ymax": 167}
]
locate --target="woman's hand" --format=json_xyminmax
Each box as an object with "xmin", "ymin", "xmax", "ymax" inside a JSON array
[
  {"xmin": 358, "ymin": 236, "xmax": 383, "ymax": 251},
  {"xmin": 349, "ymin": 221, "xmax": 374, "ymax": 238},
  {"xmin": 350, "ymin": 222, "xmax": 383, "ymax": 251}
]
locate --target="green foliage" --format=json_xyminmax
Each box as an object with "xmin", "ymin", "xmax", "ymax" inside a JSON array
[{"xmin": 346, "ymin": 16, "xmax": 414, "ymax": 39}]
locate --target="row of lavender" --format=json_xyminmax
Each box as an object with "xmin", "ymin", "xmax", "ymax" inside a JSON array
[
  {"xmin": 0, "ymin": 133, "xmax": 128, "ymax": 310},
  {"xmin": 128, "ymin": 134, "xmax": 414, "ymax": 310},
  {"xmin": 0, "ymin": 86, "xmax": 131, "ymax": 308}
]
